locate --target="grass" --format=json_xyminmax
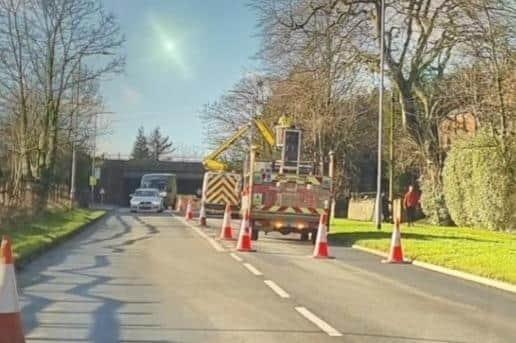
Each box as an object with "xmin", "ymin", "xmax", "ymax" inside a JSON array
[
  {"xmin": 330, "ymin": 219, "xmax": 516, "ymax": 284},
  {"xmin": 0, "ymin": 208, "xmax": 105, "ymax": 264}
]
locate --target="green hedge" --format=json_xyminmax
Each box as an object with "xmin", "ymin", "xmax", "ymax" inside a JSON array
[
  {"xmin": 443, "ymin": 133, "xmax": 514, "ymax": 231},
  {"xmin": 420, "ymin": 177, "xmax": 452, "ymax": 226}
]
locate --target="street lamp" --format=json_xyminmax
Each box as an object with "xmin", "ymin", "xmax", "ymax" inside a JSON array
[{"xmin": 374, "ymin": 0, "xmax": 386, "ymax": 230}]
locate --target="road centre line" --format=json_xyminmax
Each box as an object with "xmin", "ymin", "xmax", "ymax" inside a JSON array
[
  {"xmin": 295, "ymin": 306, "xmax": 342, "ymax": 337},
  {"xmin": 264, "ymin": 280, "xmax": 290, "ymax": 298},
  {"xmin": 230, "ymin": 253, "xmax": 243, "ymax": 262},
  {"xmin": 178, "ymin": 217, "xmax": 225, "ymax": 252},
  {"xmin": 243, "ymin": 263, "xmax": 263, "ymax": 276}
]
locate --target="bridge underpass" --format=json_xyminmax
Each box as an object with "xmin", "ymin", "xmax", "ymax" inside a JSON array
[{"xmin": 98, "ymin": 159, "xmax": 204, "ymax": 206}]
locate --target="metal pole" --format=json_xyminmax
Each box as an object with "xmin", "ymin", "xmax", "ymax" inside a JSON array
[
  {"xmin": 249, "ymin": 145, "xmax": 257, "ymax": 214},
  {"xmin": 90, "ymin": 113, "xmax": 97, "ymax": 207},
  {"xmin": 374, "ymin": 0, "xmax": 386, "ymax": 230},
  {"xmin": 70, "ymin": 62, "xmax": 80, "ymax": 209},
  {"xmin": 70, "ymin": 121, "xmax": 77, "ymax": 208},
  {"xmin": 388, "ymin": 91, "xmax": 395, "ymax": 220},
  {"xmin": 328, "ymin": 150, "xmax": 335, "ymax": 221}
]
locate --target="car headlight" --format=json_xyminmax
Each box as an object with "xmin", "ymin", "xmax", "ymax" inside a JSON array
[
  {"xmin": 130, "ymin": 200, "xmax": 137, "ymax": 206},
  {"xmin": 152, "ymin": 201, "xmax": 161, "ymax": 206}
]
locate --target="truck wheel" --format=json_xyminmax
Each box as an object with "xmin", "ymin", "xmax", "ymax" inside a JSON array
[
  {"xmin": 300, "ymin": 232, "xmax": 309, "ymax": 241},
  {"xmin": 251, "ymin": 228, "xmax": 259, "ymax": 241},
  {"xmin": 311, "ymin": 229, "xmax": 317, "ymax": 245}
]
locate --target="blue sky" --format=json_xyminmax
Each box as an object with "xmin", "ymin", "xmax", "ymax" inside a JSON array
[{"xmin": 98, "ymin": 0, "xmax": 260, "ymax": 157}]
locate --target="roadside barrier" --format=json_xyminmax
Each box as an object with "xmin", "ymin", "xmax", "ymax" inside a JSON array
[
  {"xmin": 0, "ymin": 236, "xmax": 25, "ymax": 343},
  {"xmin": 313, "ymin": 214, "xmax": 332, "ymax": 259},
  {"xmin": 199, "ymin": 202, "xmax": 207, "ymax": 227},
  {"xmin": 220, "ymin": 204, "xmax": 234, "ymax": 240},
  {"xmin": 236, "ymin": 210, "xmax": 255, "ymax": 252},
  {"xmin": 382, "ymin": 218, "xmax": 411, "ymax": 264}
]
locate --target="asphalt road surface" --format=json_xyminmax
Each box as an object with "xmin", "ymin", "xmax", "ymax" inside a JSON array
[{"xmin": 19, "ymin": 209, "xmax": 516, "ymax": 342}]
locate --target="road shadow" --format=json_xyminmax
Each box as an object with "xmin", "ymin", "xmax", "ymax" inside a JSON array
[
  {"xmin": 23, "ymin": 253, "xmax": 161, "ymax": 342},
  {"xmin": 81, "ymin": 214, "xmax": 133, "ymax": 246},
  {"xmin": 21, "ymin": 210, "xmax": 165, "ymax": 342}
]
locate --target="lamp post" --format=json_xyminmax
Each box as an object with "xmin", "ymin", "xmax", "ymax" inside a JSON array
[
  {"xmin": 374, "ymin": 0, "xmax": 386, "ymax": 230},
  {"xmin": 90, "ymin": 112, "xmax": 97, "ymax": 207},
  {"xmin": 70, "ymin": 61, "xmax": 81, "ymax": 209}
]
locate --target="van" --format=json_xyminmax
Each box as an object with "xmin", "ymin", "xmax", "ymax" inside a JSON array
[{"xmin": 140, "ymin": 173, "xmax": 177, "ymax": 209}]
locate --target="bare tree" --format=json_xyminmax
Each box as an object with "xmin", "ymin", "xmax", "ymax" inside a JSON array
[
  {"xmin": 253, "ymin": 0, "xmax": 515, "ymax": 222},
  {"xmin": 0, "ymin": 0, "xmax": 124, "ymax": 209}
]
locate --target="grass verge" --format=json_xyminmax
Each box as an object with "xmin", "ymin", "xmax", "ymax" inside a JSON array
[
  {"xmin": 0, "ymin": 208, "xmax": 106, "ymax": 266},
  {"xmin": 330, "ymin": 219, "xmax": 516, "ymax": 284}
]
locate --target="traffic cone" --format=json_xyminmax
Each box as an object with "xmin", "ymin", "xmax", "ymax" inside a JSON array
[
  {"xmin": 0, "ymin": 236, "xmax": 25, "ymax": 343},
  {"xmin": 382, "ymin": 218, "xmax": 411, "ymax": 264},
  {"xmin": 220, "ymin": 204, "xmax": 234, "ymax": 240},
  {"xmin": 185, "ymin": 200, "xmax": 193, "ymax": 220},
  {"xmin": 236, "ymin": 210, "xmax": 255, "ymax": 252},
  {"xmin": 199, "ymin": 202, "xmax": 207, "ymax": 226},
  {"xmin": 313, "ymin": 213, "xmax": 332, "ymax": 259}
]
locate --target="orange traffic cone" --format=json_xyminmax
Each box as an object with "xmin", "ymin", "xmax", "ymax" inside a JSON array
[
  {"xmin": 313, "ymin": 213, "xmax": 332, "ymax": 258},
  {"xmin": 236, "ymin": 210, "xmax": 255, "ymax": 252},
  {"xmin": 199, "ymin": 202, "xmax": 207, "ymax": 226},
  {"xmin": 220, "ymin": 204, "xmax": 234, "ymax": 240},
  {"xmin": 0, "ymin": 236, "xmax": 25, "ymax": 343},
  {"xmin": 382, "ymin": 218, "xmax": 411, "ymax": 264},
  {"xmin": 185, "ymin": 200, "xmax": 193, "ymax": 220}
]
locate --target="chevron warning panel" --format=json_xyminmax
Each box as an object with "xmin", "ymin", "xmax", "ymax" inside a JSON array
[{"xmin": 204, "ymin": 173, "xmax": 241, "ymax": 206}]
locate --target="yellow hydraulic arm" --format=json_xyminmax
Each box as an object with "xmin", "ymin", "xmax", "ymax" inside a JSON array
[
  {"xmin": 202, "ymin": 118, "xmax": 278, "ymax": 172},
  {"xmin": 254, "ymin": 119, "xmax": 275, "ymax": 147},
  {"xmin": 203, "ymin": 125, "xmax": 250, "ymax": 171}
]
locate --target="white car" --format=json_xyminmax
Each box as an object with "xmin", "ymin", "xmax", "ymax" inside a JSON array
[{"xmin": 130, "ymin": 188, "xmax": 164, "ymax": 213}]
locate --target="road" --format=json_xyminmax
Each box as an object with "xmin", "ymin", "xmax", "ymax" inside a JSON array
[{"xmin": 19, "ymin": 209, "xmax": 516, "ymax": 342}]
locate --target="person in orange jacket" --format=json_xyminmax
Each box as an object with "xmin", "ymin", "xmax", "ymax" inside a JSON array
[{"xmin": 403, "ymin": 185, "xmax": 420, "ymax": 226}]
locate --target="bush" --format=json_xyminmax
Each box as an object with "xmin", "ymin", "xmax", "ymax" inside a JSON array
[
  {"xmin": 420, "ymin": 176, "xmax": 452, "ymax": 226},
  {"xmin": 443, "ymin": 132, "xmax": 515, "ymax": 231}
]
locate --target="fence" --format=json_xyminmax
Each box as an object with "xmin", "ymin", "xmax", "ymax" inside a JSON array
[{"xmin": 0, "ymin": 183, "xmax": 71, "ymax": 224}]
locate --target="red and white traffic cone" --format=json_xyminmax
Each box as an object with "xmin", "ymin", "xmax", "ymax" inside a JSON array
[
  {"xmin": 199, "ymin": 202, "xmax": 207, "ymax": 227},
  {"xmin": 236, "ymin": 210, "xmax": 255, "ymax": 252},
  {"xmin": 0, "ymin": 236, "xmax": 25, "ymax": 343},
  {"xmin": 220, "ymin": 204, "xmax": 234, "ymax": 240},
  {"xmin": 313, "ymin": 213, "xmax": 332, "ymax": 259},
  {"xmin": 382, "ymin": 218, "xmax": 411, "ymax": 264},
  {"xmin": 185, "ymin": 200, "xmax": 193, "ymax": 220}
]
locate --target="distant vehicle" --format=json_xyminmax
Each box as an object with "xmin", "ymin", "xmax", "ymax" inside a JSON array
[
  {"xmin": 140, "ymin": 173, "xmax": 177, "ymax": 208},
  {"xmin": 130, "ymin": 188, "xmax": 164, "ymax": 213}
]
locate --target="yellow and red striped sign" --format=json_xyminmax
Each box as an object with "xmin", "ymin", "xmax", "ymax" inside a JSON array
[
  {"xmin": 205, "ymin": 173, "xmax": 241, "ymax": 205},
  {"xmin": 253, "ymin": 205, "xmax": 326, "ymax": 215}
]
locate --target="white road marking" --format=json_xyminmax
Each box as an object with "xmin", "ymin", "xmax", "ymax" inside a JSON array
[
  {"xmin": 295, "ymin": 306, "xmax": 342, "ymax": 337},
  {"xmin": 178, "ymin": 218, "xmax": 225, "ymax": 252},
  {"xmin": 264, "ymin": 280, "xmax": 290, "ymax": 298},
  {"xmin": 230, "ymin": 253, "xmax": 243, "ymax": 262},
  {"xmin": 243, "ymin": 263, "xmax": 263, "ymax": 276}
]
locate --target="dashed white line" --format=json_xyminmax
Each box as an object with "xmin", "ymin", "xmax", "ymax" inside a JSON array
[
  {"xmin": 264, "ymin": 280, "xmax": 290, "ymax": 298},
  {"xmin": 230, "ymin": 252, "xmax": 243, "ymax": 262},
  {"xmin": 295, "ymin": 306, "xmax": 342, "ymax": 337},
  {"xmin": 243, "ymin": 263, "xmax": 263, "ymax": 276}
]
